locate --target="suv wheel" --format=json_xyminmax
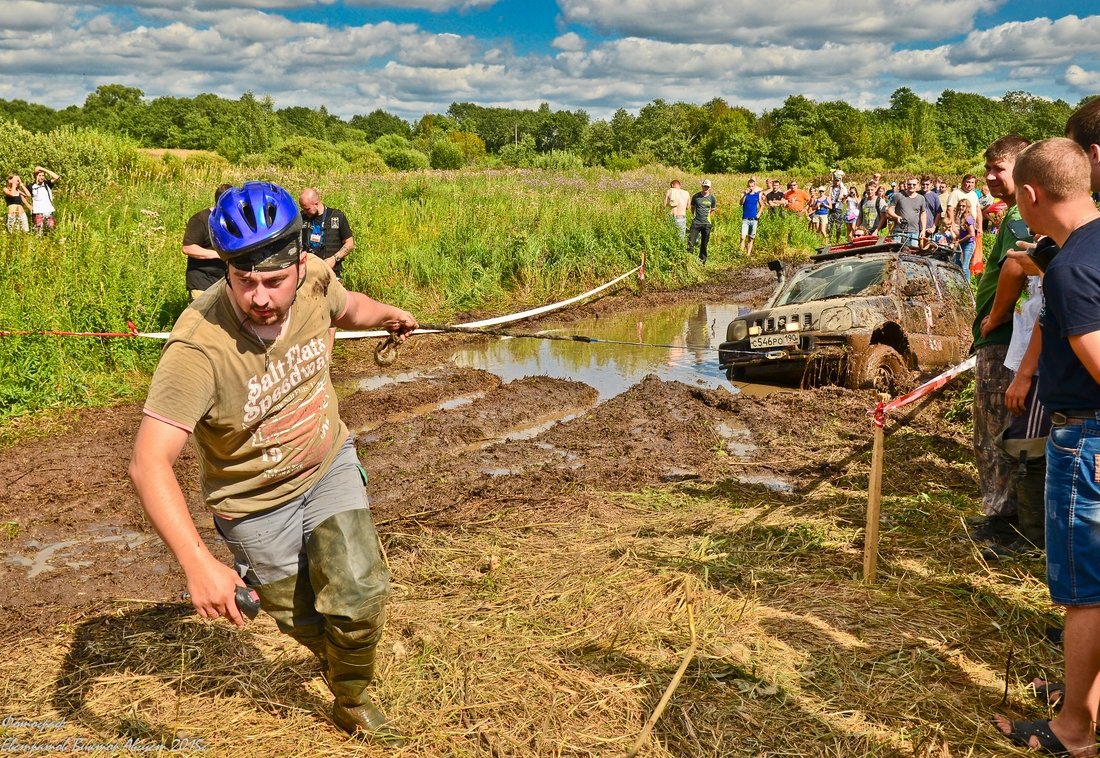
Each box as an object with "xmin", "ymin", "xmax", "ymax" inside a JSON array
[{"xmin": 848, "ymin": 344, "xmax": 910, "ymax": 394}]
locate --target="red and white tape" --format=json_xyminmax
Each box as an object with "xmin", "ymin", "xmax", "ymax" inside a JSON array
[{"xmin": 870, "ymin": 355, "xmax": 977, "ymax": 427}]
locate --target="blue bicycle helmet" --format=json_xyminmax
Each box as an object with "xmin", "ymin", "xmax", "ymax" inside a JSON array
[{"xmin": 209, "ymin": 181, "xmax": 303, "ymax": 270}]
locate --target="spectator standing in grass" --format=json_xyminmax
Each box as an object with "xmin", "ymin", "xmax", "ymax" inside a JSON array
[
  {"xmin": 860, "ymin": 183, "xmax": 886, "ymax": 235},
  {"xmin": 844, "ymin": 186, "xmax": 860, "ymax": 238},
  {"xmin": 764, "ymin": 179, "xmax": 787, "ymax": 215},
  {"xmin": 739, "ymin": 177, "xmax": 763, "ymax": 256},
  {"xmin": 5, "ymin": 173, "xmax": 30, "ymax": 233},
  {"xmin": 885, "ymin": 177, "xmax": 926, "ymax": 246},
  {"xmin": 689, "ymin": 179, "xmax": 717, "ymax": 263},
  {"xmin": 29, "ymin": 165, "xmax": 59, "ymax": 235},
  {"xmin": 968, "ymin": 135, "xmax": 1032, "ymax": 548},
  {"xmin": 919, "ymin": 175, "xmax": 943, "ymax": 239},
  {"xmin": 663, "ymin": 179, "xmax": 691, "ymax": 237},
  {"xmin": 299, "ymin": 188, "xmax": 354, "ymax": 280},
  {"xmin": 182, "ymin": 184, "xmax": 234, "ymax": 301},
  {"xmin": 953, "ymin": 198, "xmax": 979, "ymax": 280},
  {"xmin": 783, "ymin": 180, "xmax": 810, "ymax": 216},
  {"xmin": 809, "ymin": 187, "xmax": 830, "ymax": 241},
  {"xmin": 826, "ymin": 171, "xmax": 848, "ymax": 244}
]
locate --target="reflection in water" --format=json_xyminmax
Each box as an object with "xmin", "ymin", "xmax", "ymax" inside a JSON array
[{"xmin": 451, "ymin": 303, "xmax": 755, "ymax": 400}]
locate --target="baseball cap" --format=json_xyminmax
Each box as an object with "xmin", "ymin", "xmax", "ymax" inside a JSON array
[{"xmin": 701, "ymin": 179, "xmax": 712, "ymax": 187}]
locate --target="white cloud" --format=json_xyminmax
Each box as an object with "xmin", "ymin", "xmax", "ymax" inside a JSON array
[
  {"xmin": 551, "ymin": 32, "xmax": 585, "ymax": 52},
  {"xmin": 0, "ymin": 3, "xmax": 1094, "ymax": 125},
  {"xmin": 1064, "ymin": 64, "xmax": 1100, "ymax": 93},
  {"xmin": 558, "ymin": 0, "xmax": 1001, "ymax": 45},
  {"xmin": 949, "ymin": 15, "xmax": 1100, "ymax": 65},
  {"xmin": 0, "ymin": 1, "xmax": 73, "ymax": 31}
]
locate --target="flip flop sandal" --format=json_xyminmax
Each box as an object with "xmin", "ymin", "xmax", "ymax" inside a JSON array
[
  {"xmin": 1029, "ymin": 680, "xmax": 1065, "ymax": 707},
  {"xmin": 995, "ymin": 718, "xmax": 1070, "ymax": 755}
]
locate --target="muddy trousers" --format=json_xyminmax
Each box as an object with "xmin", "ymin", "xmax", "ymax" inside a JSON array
[
  {"xmin": 215, "ymin": 440, "xmax": 399, "ymax": 743},
  {"xmin": 974, "ymin": 344, "xmax": 1017, "ymax": 518},
  {"xmin": 253, "ymin": 510, "xmax": 400, "ymax": 743}
]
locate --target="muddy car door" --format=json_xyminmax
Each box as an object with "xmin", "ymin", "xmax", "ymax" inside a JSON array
[{"xmin": 895, "ymin": 256, "xmax": 954, "ymax": 368}]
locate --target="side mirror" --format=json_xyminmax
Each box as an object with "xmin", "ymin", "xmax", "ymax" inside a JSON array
[{"xmin": 767, "ymin": 260, "xmax": 783, "ymax": 281}]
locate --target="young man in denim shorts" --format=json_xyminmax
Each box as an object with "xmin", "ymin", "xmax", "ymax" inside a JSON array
[
  {"xmin": 992, "ymin": 138, "xmax": 1100, "ymax": 755},
  {"xmin": 130, "ymin": 182, "xmax": 418, "ymax": 746}
]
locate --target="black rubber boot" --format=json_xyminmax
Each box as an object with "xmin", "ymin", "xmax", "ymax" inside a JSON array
[{"xmin": 1015, "ymin": 463, "xmax": 1047, "ymax": 549}]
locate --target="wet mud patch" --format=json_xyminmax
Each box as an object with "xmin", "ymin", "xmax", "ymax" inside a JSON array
[{"xmin": 339, "ymin": 366, "xmax": 502, "ymax": 433}]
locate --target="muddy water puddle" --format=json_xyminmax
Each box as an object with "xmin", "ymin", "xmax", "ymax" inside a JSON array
[{"xmin": 451, "ymin": 303, "xmax": 782, "ymax": 400}]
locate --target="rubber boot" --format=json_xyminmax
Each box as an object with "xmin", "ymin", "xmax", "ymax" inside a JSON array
[
  {"xmin": 307, "ymin": 510, "xmax": 402, "ymax": 746},
  {"xmin": 254, "ymin": 573, "xmax": 327, "ymax": 664},
  {"xmin": 326, "ymin": 643, "xmax": 404, "ymax": 746},
  {"xmin": 1015, "ymin": 463, "xmax": 1046, "ymax": 549}
]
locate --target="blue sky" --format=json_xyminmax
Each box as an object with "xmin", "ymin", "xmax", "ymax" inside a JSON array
[{"xmin": 1, "ymin": 1, "xmax": 1097, "ymax": 123}]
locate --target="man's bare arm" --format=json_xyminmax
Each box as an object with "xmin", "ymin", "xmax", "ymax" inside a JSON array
[
  {"xmin": 129, "ymin": 415, "xmax": 245, "ymax": 627},
  {"xmin": 334, "ymin": 291, "xmax": 418, "ymax": 336},
  {"xmin": 980, "ymin": 258, "xmax": 1027, "ymax": 339},
  {"xmin": 1069, "ymin": 331, "xmax": 1100, "ymax": 387},
  {"xmin": 182, "ymin": 243, "xmax": 221, "ymax": 260},
  {"xmin": 1006, "ymin": 321, "xmax": 1042, "ymax": 415}
]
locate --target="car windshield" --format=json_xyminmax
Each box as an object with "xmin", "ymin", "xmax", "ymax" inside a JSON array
[{"xmin": 774, "ymin": 258, "xmax": 891, "ymax": 306}]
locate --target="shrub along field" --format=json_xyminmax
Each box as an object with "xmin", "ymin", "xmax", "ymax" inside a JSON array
[{"xmin": 0, "ymin": 126, "xmax": 824, "ymax": 424}]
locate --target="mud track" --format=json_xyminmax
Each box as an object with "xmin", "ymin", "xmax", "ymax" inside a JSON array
[{"xmin": 0, "ymin": 265, "xmax": 961, "ymax": 638}]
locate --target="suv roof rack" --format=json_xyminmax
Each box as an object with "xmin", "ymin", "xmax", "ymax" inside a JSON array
[{"xmin": 811, "ymin": 239, "xmax": 956, "ymax": 262}]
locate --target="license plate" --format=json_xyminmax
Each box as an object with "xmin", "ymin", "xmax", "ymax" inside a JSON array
[{"xmin": 749, "ymin": 332, "xmax": 800, "ymax": 349}]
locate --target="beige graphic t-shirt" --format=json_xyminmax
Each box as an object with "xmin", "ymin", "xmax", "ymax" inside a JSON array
[{"xmin": 144, "ymin": 256, "xmax": 350, "ymax": 518}]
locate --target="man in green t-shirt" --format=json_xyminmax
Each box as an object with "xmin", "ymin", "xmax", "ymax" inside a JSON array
[
  {"xmin": 967, "ymin": 135, "xmax": 1032, "ymax": 547},
  {"xmin": 130, "ymin": 182, "xmax": 417, "ymax": 746}
]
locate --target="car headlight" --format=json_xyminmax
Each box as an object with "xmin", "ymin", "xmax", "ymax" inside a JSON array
[
  {"xmin": 727, "ymin": 319, "xmax": 748, "ymax": 342},
  {"xmin": 819, "ymin": 306, "xmax": 853, "ymax": 332}
]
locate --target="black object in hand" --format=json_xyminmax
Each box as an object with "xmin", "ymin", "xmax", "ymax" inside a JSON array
[
  {"xmin": 235, "ymin": 586, "xmax": 261, "ymax": 619},
  {"xmin": 1028, "ymin": 237, "xmax": 1060, "ymax": 273}
]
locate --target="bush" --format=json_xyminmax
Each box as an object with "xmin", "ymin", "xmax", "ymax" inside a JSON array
[
  {"xmin": 531, "ymin": 150, "xmax": 584, "ymax": 170},
  {"xmin": 263, "ymin": 136, "xmax": 335, "ymax": 168},
  {"xmin": 429, "ymin": 140, "xmax": 464, "ymax": 170},
  {"xmin": 498, "ymin": 134, "xmax": 537, "ymax": 167},
  {"xmin": 373, "ymin": 134, "xmax": 412, "ymax": 153},
  {"xmin": 380, "ymin": 147, "xmax": 429, "ymax": 171},
  {"xmin": 347, "ymin": 150, "xmax": 389, "ymax": 174},
  {"xmin": 0, "ymin": 121, "xmax": 144, "ymax": 195},
  {"xmin": 294, "ymin": 150, "xmax": 350, "ymax": 174}
]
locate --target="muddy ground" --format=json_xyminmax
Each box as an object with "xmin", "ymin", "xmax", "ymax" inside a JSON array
[
  {"xmin": 0, "ymin": 266, "xmax": 1012, "ymax": 756},
  {"xmin": 0, "ymin": 265, "xmax": 782, "ymax": 631}
]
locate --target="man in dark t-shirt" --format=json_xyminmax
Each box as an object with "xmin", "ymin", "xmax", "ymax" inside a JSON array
[
  {"xmin": 299, "ymin": 188, "xmax": 354, "ymax": 279},
  {"xmin": 689, "ymin": 179, "xmax": 717, "ymax": 263},
  {"xmin": 991, "ymin": 137, "xmax": 1100, "ymax": 757},
  {"xmin": 764, "ymin": 179, "xmax": 786, "ymax": 215},
  {"xmin": 182, "ymin": 184, "xmax": 233, "ymax": 300}
]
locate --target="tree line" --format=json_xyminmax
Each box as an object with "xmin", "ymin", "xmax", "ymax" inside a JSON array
[{"xmin": 0, "ymin": 84, "xmax": 1088, "ymax": 176}]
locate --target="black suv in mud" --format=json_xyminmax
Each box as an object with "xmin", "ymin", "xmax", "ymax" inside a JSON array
[{"xmin": 718, "ymin": 241, "xmax": 975, "ymax": 393}]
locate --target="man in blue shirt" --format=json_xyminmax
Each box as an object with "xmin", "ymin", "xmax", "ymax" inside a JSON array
[
  {"xmin": 993, "ymin": 137, "xmax": 1100, "ymax": 756},
  {"xmin": 739, "ymin": 177, "xmax": 762, "ymax": 257}
]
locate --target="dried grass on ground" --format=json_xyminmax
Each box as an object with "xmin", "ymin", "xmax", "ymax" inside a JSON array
[{"xmin": 0, "ymin": 391, "xmax": 1062, "ymax": 755}]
